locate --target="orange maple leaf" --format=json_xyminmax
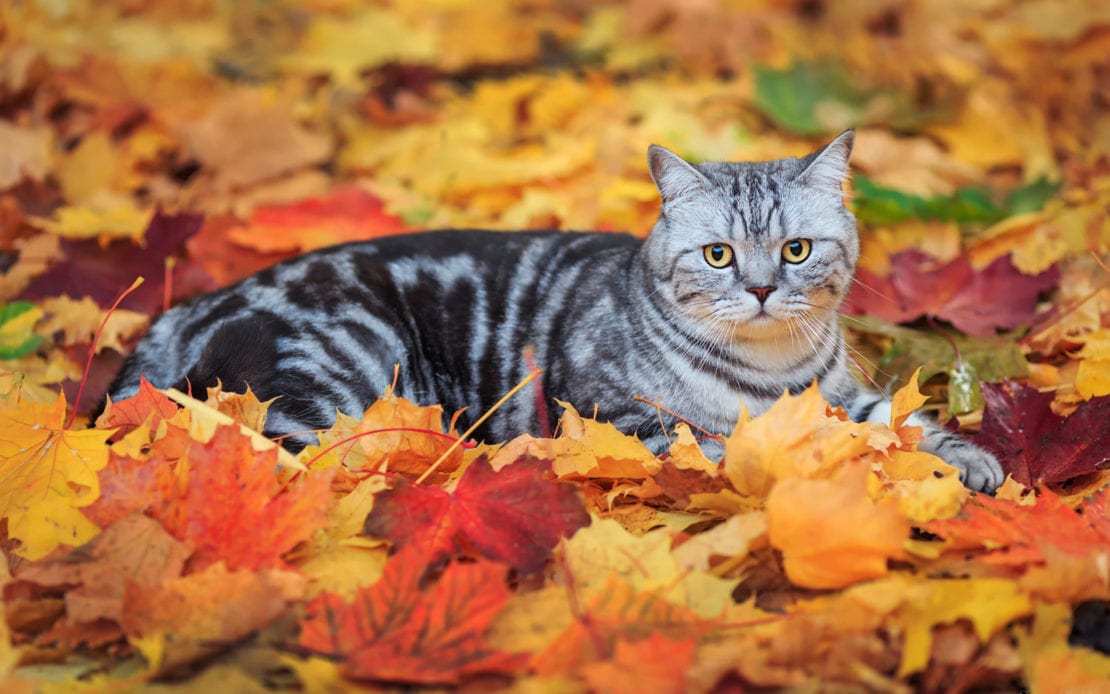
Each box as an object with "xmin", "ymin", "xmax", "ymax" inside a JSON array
[
  {"xmin": 95, "ymin": 376, "xmax": 179, "ymax": 439},
  {"xmin": 157, "ymin": 425, "xmax": 334, "ymax": 571},
  {"xmin": 924, "ymin": 488, "xmax": 1110, "ymax": 568},
  {"xmin": 579, "ymin": 633, "xmax": 697, "ymax": 694},
  {"xmin": 299, "ymin": 548, "xmax": 526, "ymax": 684},
  {"xmin": 532, "ymin": 577, "xmax": 712, "ymax": 676}
]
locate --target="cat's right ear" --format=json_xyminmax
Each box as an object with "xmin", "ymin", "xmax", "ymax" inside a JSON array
[{"xmin": 648, "ymin": 145, "xmax": 709, "ymax": 204}]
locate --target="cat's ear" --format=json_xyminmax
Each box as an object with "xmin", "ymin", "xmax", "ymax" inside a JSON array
[
  {"xmin": 648, "ymin": 144, "xmax": 709, "ymax": 204},
  {"xmin": 797, "ymin": 129, "xmax": 854, "ymax": 194}
]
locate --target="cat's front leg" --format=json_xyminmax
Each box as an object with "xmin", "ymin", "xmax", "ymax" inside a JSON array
[{"xmin": 910, "ymin": 414, "xmax": 1005, "ymax": 493}]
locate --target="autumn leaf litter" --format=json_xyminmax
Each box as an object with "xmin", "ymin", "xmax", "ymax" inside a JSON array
[{"xmin": 1, "ymin": 1, "xmax": 1110, "ymax": 691}]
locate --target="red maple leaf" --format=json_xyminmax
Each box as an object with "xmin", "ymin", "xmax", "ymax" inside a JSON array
[
  {"xmin": 969, "ymin": 381, "xmax": 1110, "ymax": 487},
  {"xmin": 299, "ymin": 548, "xmax": 526, "ymax": 684},
  {"xmin": 924, "ymin": 489, "xmax": 1110, "ymax": 566},
  {"xmin": 157, "ymin": 425, "xmax": 334, "ymax": 571},
  {"xmin": 363, "ymin": 454, "xmax": 589, "ymax": 573},
  {"xmin": 844, "ymin": 251, "xmax": 1058, "ymax": 335}
]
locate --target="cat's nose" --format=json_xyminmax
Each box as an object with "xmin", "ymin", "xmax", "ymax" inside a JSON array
[{"xmin": 748, "ymin": 286, "xmax": 776, "ymax": 303}]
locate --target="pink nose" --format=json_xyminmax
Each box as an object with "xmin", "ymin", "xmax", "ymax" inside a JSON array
[{"xmin": 748, "ymin": 286, "xmax": 775, "ymax": 303}]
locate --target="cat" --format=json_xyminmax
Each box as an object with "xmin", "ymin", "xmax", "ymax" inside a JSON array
[{"xmin": 106, "ymin": 130, "xmax": 1004, "ymax": 491}]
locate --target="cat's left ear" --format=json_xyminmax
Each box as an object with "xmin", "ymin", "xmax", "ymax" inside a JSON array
[
  {"xmin": 797, "ymin": 129, "xmax": 854, "ymax": 194},
  {"xmin": 648, "ymin": 144, "xmax": 710, "ymax": 204}
]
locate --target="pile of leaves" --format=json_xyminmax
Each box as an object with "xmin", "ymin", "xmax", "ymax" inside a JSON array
[{"xmin": 1, "ymin": 0, "xmax": 1109, "ymax": 690}]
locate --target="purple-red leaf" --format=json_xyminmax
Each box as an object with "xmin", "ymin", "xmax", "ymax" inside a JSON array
[
  {"xmin": 970, "ymin": 381, "xmax": 1110, "ymax": 487},
  {"xmin": 21, "ymin": 211, "xmax": 205, "ymax": 314},
  {"xmin": 845, "ymin": 251, "xmax": 1058, "ymax": 335}
]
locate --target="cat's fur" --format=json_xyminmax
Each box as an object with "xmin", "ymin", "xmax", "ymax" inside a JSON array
[{"xmin": 107, "ymin": 130, "xmax": 1004, "ymax": 491}]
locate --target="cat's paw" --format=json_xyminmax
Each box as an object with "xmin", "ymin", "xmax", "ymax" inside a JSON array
[{"xmin": 925, "ymin": 437, "xmax": 1005, "ymax": 493}]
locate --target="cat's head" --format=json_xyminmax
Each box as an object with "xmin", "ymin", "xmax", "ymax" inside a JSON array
[{"xmin": 642, "ymin": 130, "xmax": 858, "ymax": 343}]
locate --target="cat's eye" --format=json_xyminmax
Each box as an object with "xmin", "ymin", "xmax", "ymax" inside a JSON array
[
  {"xmin": 703, "ymin": 244, "xmax": 734, "ymax": 268},
  {"xmin": 782, "ymin": 239, "xmax": 812, "ymax": 264}
]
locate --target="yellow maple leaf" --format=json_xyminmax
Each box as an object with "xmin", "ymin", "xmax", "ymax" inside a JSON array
[
  {"xmin": 33, "ymin": 203, "xmax": 153, "ymax": 242},
  {"xmin": 897, "ymin": 578, "xmax": 1033, "ymax": 676},
  {"xmin": 561, "ymin": 516, "xmax": 736, "ymax": 619},
  {"xmin": 767, "ymin": 462, "xmax": 909, "ymax": 589},
  {"xmin": 491, "ymin": 402, "xmax": 659, "ymax": 479},
  {"xmin": 723, "ymin": 384, "xmax": 889, "ymax": 498},
  {"xmin": 0, "ymin": 391, "xmax": 111, "ymax": 559},
  {"xmin": 37, "ymin": 295, "xmax": 149, "ymax": 354}
]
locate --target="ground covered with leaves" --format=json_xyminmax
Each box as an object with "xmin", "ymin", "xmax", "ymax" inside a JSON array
[{"xmin": 1, "ymin": 0, "xmax": 1109, "ymax": 691}]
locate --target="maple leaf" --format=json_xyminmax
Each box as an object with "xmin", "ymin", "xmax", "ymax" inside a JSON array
[
  {"xmin": 723, "ymin": 384, "xmax": 895, "ymax": 499},
  {"xmin": 353, "ymin": 391, "xmax": 464, "ymax": 476},
  {"xmin": 15, "ymin": 514, "xmax": 188, "ymax": 633},
  {"xmin": 226, "ymin": 186, "xmax": 407, "ymax": 254},
  {"xmin": 923, "ymin": 488, "xmax": 1110, "ymax": 568},
  {"xmin": 157, "ymin": 425, "xmax": 334, "ymax": 571},
  {"xmin": 36, "ymin": 295, "xmax": 148, "ymax": 355},
  {"xmin": 489, "ymin": 401, "xmax": 659, "ymax": 479},
  {"xmin": 0, "ymin": 391, "xmax": 111, "ymax": 560},
  {"xmin": 363, "ymin": 454, "xmax": 588, "ymax": 573},
  {"xmin": 181, "ymin": 88, "xmax": 332, "ymax": 193},
  {"xmin": 20, "ymin": 211, "xmax": 204, "ymax": 315},
  {"xmin": 562, "ymin": 516, "xmax": 738, "ymax": 619},
  {"xmin": 580, "ymin": 633, "xmax": 697, "ymax": 694},
  {"xmin": 532, "ymin": 577, "xmax": 713, "ymax": 677},
  {"xmin": 299, "ymin": 548, "xmax": 526, "ymax": 684},
  {"xmin": 122, "ymin": 562, "xmax": 305, "ymax": 675},
  {"xmin": 95, "ymin": 375, "xmax": 179, "ymax": 439},
  {"xmin": 767, "ymin": 462, "xmax": 909, "ymax": 589},
  {"xmin": 970, "ymin": 380, "xmax": 1110, "ymax": 487},
  {"xmin": 844, "ymin": 250, "xmax": 1058, "ymax": 336}
]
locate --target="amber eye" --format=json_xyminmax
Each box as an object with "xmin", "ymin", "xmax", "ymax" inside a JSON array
[
  {"xmin": 782, "ymin": 239, "xmax": 812, "ymax": 264},
  {"xmin": 703, "ymin": 244, "xmax": 734, "ymax": 268}
]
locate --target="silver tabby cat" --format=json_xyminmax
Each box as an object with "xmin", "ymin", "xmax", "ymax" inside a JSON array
[{"xmin": 108, "ymin": 130, "xmax": 1004, "ymax": 491}]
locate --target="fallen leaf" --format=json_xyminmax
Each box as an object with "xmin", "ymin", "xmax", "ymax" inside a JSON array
[
  {"xmin": 299, "ymin": 548, "xmax": 525, "ymax": 684},
  {"xmin": 924, "ymin": 489, "xmax": 1110, "ymax": 568},
  {"xmin": 562, "ymin": 516, "xmax": 737, "ymax": 618},
  {"xmin": 844, "ymin": 251, "xmax": 1059, "ymax": 336},
  {"xmin": 122, "ymin": 562, "xmax": 304, "ymax": 675},
  {"xmin": 363, "ymin": 454, "xmax": 588, "ymax": 574},
  {"xmin": 767, "ymin": 462, "xmax": 909, "ymax": 589},
  {"xmin": 181, "ymin": 88, "xmax": 332, "ymax": 192},
  {"xmin": 20, "ymin": 211, "xmax": 204, "ymax": 315},
  {"xmin": 36, "ymin": 295, "xmax": 149, "ymax": 355},
  {"xmin": 158, "ymin": 425, "xmax": 333, "ymax": 571},
  {"xmin": 971, "ymin": 380, "xmax": 1110, "ymax": 487},
  {"xmin": 16, "ymin": 514, "xmax": 188, "ymax": 627},
  {"xmin": 0, "ymin": 392, "xmax": 110, "ymax": 559},
  {"xmin": 580, "ymin": 633, "xmax": 696, "ymax": 694},
  {"xmin": 226, "ymin": 186, "xmax": 407, "ymax": 254},
  {"xmin": 0, "ymin": 300, "xmax": 42, "ymax": 358}
]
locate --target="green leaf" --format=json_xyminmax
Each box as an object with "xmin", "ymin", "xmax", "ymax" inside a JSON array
[
  {"xmin": 753, "ymin": 62, "xmax": 953, "ymax": 136},
  {"xmin": 853, "ymin": 176, "xmax": 1005, "ymax": 226},
  {"xmin": 0, "ymin": 301, "xmax": 43, "ymax": 360},
  {"xmin": 845, "ymin": 316, "xmax": 1028, "ymax": 397},
  {"xmin": 1005, "ymin": 176, "xmax": 1061, "ymax": 215},
  {"xmin": 753, "ymin": 63, "xmax": 867, "ymax": 136}
]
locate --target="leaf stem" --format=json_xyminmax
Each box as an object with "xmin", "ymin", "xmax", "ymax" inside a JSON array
[{"xmin": 67, "ymin": 276, "xmax": 144, "ymax": 429}]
